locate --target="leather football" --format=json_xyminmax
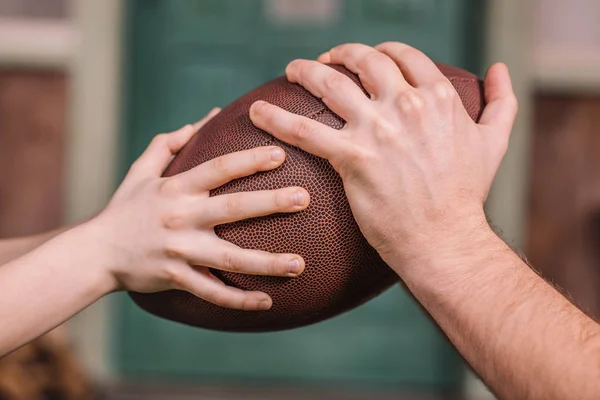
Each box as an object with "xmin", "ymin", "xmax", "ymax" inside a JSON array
[{"xmin": 129, "ymin": 63, "xmax": 485, "ymax": 332}]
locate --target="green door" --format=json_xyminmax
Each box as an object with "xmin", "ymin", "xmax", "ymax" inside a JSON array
[{"xmin": 117, "ymin": 0, "xmax": 483, "ymax": 395}]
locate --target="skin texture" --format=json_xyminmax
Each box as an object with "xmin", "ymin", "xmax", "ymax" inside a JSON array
[
  {"xmin": 0, "ymin": 108, "xmax": 309, "ymax": 357},
  {"xmin": 1, "ymin": 40, "xmax": 599, "ymax": 399},
  {"xmin": 249, "ymin": 42, "xmax": 600, "ymax": 399}
]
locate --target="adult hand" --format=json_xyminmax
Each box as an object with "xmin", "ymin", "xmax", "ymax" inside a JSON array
[{"xmin": 249, "ymin": 42, "xmax": 517, "ymax": 269}]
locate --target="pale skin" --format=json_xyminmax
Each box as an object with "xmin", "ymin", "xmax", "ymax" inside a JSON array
[
  {"xmin": 1, "ymin": 41, "xmax": 599, "ymax": 399},
  {"xmin": 248, "ymin": 42, "xmax": 600, "ymax": 399},
  {"xmin": 0, "ymin": 108, "xmax": 310, "ymax": 356}
]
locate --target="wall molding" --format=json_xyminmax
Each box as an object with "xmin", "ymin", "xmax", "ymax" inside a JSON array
[
  {"xmin": 0, "ymin": 17, "xmax": 75, "ymax": 69},
  {"xmin": 535, "ymin": 46, "xmax": 600, "ymax": 92}
]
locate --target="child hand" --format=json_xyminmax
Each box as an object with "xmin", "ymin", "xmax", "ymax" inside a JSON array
[{"xmin": 87, "ymin": 109, "xmax": 309, "ymax": 310}]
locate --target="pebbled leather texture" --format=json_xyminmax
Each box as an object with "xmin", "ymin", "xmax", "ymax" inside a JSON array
[{"xmin": 129, "ymin": 64, "xmax": 485, "ymax": 332}]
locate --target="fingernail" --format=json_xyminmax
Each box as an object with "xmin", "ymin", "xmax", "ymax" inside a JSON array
[
  {"xmin": 258, "ymin": 299, "xmax": 271, "ymax": 310},
  {"xmin": 288, "ymin": 258, "xmax": 301, "ymax": 274},
  {"xmin": 270, "ymin": 147, "xmax": 284, "ymax": 162},
  {"xmin": 293, "ymin": 190, "xmax": 305, "ymax": 206}
]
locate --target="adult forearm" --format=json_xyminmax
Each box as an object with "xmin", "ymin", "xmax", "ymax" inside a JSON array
[
  {"xmin": 394, "ymin": 226, "xmax": 600, "ymax": 400},
  {"xmin": 0, "ymin": 222, "xmax": 114, "ymax": 357}
]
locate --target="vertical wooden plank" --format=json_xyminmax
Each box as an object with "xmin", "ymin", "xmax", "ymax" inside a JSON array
[
  {"xmin": 0, "ymin": 70, "xmax": 66, "ymax": 237},
  {"xmin": 0, "ymin": 70, "xmax": 95, "ymax": 400},
  {"xmin": 527, "ymin": 93, "xmax": 600, "ymax": 318}
]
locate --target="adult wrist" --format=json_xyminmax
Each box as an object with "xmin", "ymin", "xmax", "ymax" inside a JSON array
[{"xmin": 385, "ymin": 212, "xmax": 502, "ymax": 283}]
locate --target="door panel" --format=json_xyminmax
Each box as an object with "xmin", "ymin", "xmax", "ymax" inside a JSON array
[
  {"xmin": 118, "ymin": 288, "xmax": 456, "ymax": 387},
  {"xmin": 118, "ymin": 0, "xmax": 483, "ymax": 394}
]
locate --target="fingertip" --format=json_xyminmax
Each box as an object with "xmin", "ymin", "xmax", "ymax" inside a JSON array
[
  {"xmin": 285, "ymin": 59, "xmax": 301, "ymax": 77},
  {"xmin": 250, "ymin": 101, "xmax": 277, "ymax": 129},
  {"xmin": 374, "ymin": 42, "xmax": 398, "ymax": 54},
  {"xmin": 176, "ymin": 123, "xmax": 196, "ymax": 140},
  {"xmin": 373, "ymin": 42, "xmax": 389, "ymax": 51},
  {"xmin": 249, "ymin": 100, "xmax": 268, "ymax": 117},
  {"xmin": 161, "ymin": 124, "xmax": 195, "ymax": 154},
  {"xmin": 479, "ymin": 63, "xmax": 518, "ymax": 128},
  {"xmin": 257, "ymin": 296, "xmax": 272, "ymax": 310},
  {"xmin": 484, "ymin": 63, "xmax": 514, "ymax": 97},
  {"xmin": 204, "ymin": 107, "xmax": 221, "ymax": 121},
  {"xmin": 489, "ymin": 62, "xmax": 509, "ymax": 74},
  {"xmin": 202, "ymin": 107, "xmax": 221, "ymax": 121},
  {"xmin": 193, "ymin": 108, "xmax": 221, "ymax": 131},
  {"xmin": 182, "ymin": 123, "xmax": 195, "ymax": 134},
  {"xmin": 172, "ymin": 123, "xmax": 193, "ymax": 134},
  {"xmin": 317, "ymin": 51, "xmax": 331, "ymax": 63}
]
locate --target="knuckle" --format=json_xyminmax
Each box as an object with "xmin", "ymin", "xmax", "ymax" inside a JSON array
[
  {"xmin": 163, "ymin": 210, "xmax": 186, "ymax": 230},
  {"xmin": 334, "ymin": 144, "xmax": 371, "ymax": 178},
  {"xmin": 323, "ymin": 72, "xmax": 346, "ymax": 91},
  {"xmin": 240, "ymin": 296, "xmax": 256, "ymax": 311},
  {"xmin": 293, "ymin": 119, "xmax": 313, "ymax": 141},
  {"xmin": 253, "ymin": 147, "xmax": 270, "ymax": 168},
  {"xmin": 432, "ymin": 80, "xmax": 457, "ymax": 101},
  {"xmin": 222, "ymin": 251, "xmax": 241, "ymax": 273},
  {"xmin": 159, "ymin": 177, "xmax": 180, "ymax": 196},
  {"xmin": 150, "ymin": 133, "xmax": 168, "ymax": 148},
  {"xmin": 398, "ymin": 91, "xmax": 425, "ymax": 114},
  {"xmin": 262, "ymin": 257, "xmax": 276, "ymax": 276},
  {"xmin": 372, "ymin": 117, "xmax": 397, "ymax": 142},
  {"xmin": 202, "ymin": 289, "xmax": 221, "ymax": 306},
  {"xmin": 401, "ymin": 46, "xmax": 426, "ymax": 61},
  {"xmin": 225, "ymin": 196, "xmax": 242, "ymax": 215},
  {"xmin": 346, "ymin": 144, "xmax": 371, "ymax": 166},
  {"xmin": 210, "ymin": 292, "xmax": 231, "ymax": 308},
  {"xmin": 163, "ymin": 238, "xmax": 185, "ymax": 259},
  {"xmin": 358, "ymin": 51, "xmax": 389, "ymax": 71},
  {"xmin": 164, "ymin": 264, "xmax": 185, "ymax": 287},
  {"xmin": 211, "ymin": 155, "xmax": 230, "ymax": 176}
]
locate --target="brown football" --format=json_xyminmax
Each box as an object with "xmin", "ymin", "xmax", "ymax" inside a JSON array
[{"xmin": 129, "ymin": 63, "xmax": 485, "ymax": 332}]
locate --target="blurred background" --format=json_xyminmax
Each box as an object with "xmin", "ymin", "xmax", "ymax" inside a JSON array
[{"xmin": 0, "ymin": 0, "xmax": 598, "ymax": 399}]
